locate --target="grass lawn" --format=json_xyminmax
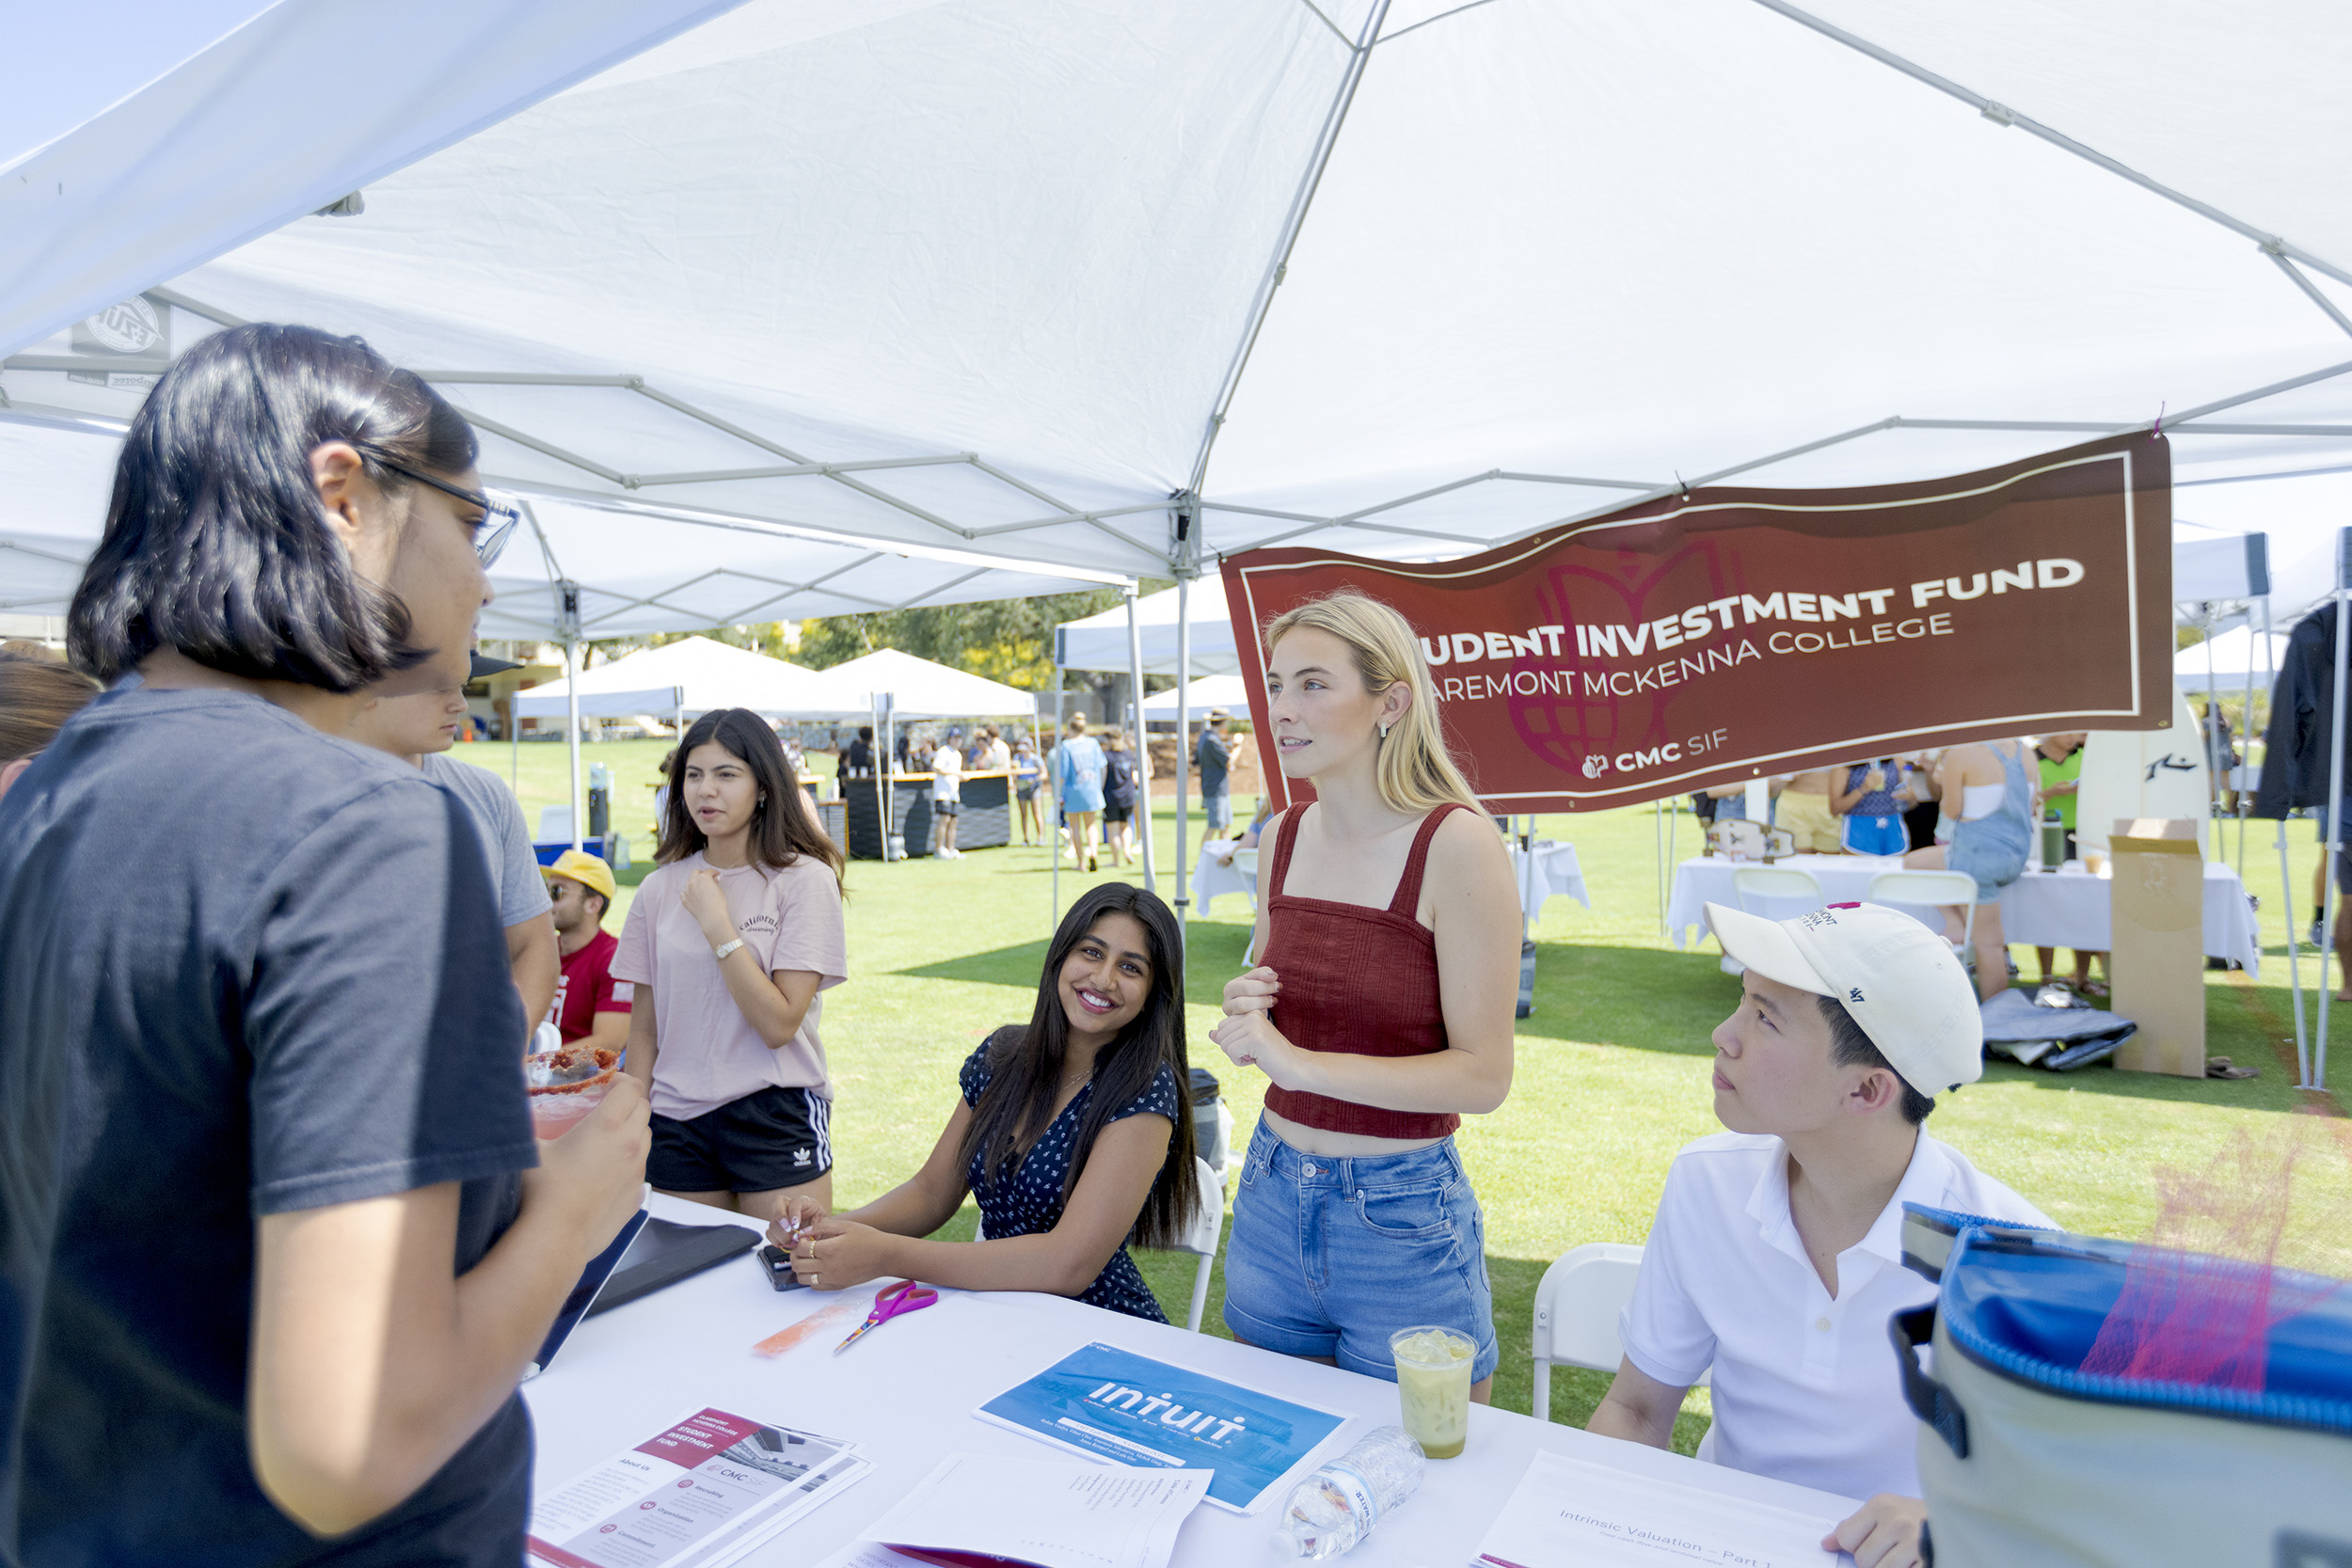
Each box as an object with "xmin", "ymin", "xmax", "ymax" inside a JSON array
[{"xmin": 467, "ymin": 736, "xmax": 2352, "ymax": 1453}]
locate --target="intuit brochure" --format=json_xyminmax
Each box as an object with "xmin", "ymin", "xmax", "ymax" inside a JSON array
[{"xmin": 975, "ymin": 1342, "xmax": 1349, "ymax": 1513}]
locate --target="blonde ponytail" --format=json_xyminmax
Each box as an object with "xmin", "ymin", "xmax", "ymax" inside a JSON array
[{"xmin": 1263, "ymin": 591, "xmax": 1482, "ymax": 816}]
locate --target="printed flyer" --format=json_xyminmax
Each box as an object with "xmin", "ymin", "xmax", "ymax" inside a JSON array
[
  {"xmin": 526, "ymin": 1407, "xmax": 867, "ymax": 1568},
  {"xmin": 976, "ymin": 1342, "xmax": 1348, "ymax": 1513}
]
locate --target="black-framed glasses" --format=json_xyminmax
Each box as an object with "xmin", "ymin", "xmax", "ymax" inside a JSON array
[{"xmin": 369, "ymin": 455, "xmax": 520, "ymax": 568}]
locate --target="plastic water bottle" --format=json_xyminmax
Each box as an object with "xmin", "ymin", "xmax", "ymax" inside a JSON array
[{"xmin": 1275, "ymin": 1426, "xmax": 1425, "ymax": 1559}]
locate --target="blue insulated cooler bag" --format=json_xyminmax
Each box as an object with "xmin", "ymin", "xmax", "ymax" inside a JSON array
[{"xmin": 1894, "ymin": 1205, "xmax": 2352, "ymax": 1566}]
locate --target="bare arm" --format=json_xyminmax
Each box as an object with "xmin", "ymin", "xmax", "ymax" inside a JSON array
[
  {"xmin": 623, "ymin": 983, "xmax": 659, "ymax": 1091},
  {"xmin": 1830, "ymin": 768, "xmax": 1868, "ymax": 814},
  {"xmin": 781, "ymin": 1101, "xmax": 1174, "ymax": 1299},
  {"xmin": 506, "ymin": 912, "xmax": 559, "ymax": 1039},
  {"xmin": 580, "ymin": 1006, "xmax": 632, "ymax": 1059},
  {"xmin": 713, "ymin": 958, "xmax": 822, "ymax": 1052},
  {"xmin": 248, "ymin": 1080, "xmax": 649, "ymax": 1536},
  {"xmin": 1584, "ymin": 1356, "xmax": 1686, "ymax": 1449},
  {"xmin": 1214, "ymin": 811, "xmax": 1517, "ymax": 1116}
]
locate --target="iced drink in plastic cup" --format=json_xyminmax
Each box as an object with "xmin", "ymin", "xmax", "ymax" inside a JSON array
[
  {"xmin": 1390, "ymin": 1325, "xmax": 1475, "ymax": 1459},
  {"xmin": 525, "ymin": 1048, "xmax": 619, "ymax": 1141}
]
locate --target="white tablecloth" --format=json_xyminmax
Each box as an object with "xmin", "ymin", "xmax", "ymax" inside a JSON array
[
  {"xmin": 1190, "ymin": 841, "xmax": 1256, "ymax": 913},
  {"xmin": 1664, "ymin": 854, "xmax": 2262, "ymax": 974},
  {"xmin": 525, "ymin": 1196, "xmax": 1856, "ymax": 1567},
  {"xmin": 1511, "ymin": 839, "xmax": 1589, "ymax": 923}
]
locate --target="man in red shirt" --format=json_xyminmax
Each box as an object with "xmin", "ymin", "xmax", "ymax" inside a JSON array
[{"xmin": 544, "ymin": 848, "xmax": 631, "ymax": 1055}]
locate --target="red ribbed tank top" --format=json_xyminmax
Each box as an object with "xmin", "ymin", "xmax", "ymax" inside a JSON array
[{"xmin": 1259, "ymin": 801, "xmax": 1470, "ymax": 1140}]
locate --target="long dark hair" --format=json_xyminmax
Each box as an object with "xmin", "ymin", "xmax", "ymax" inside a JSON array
[
  {"xmin": 68, "ymin": 323, "xmax": 476, "ymax": 689},
  {"xmin": 959, "ymin": 884, "xmax": 1200, "ymax": 1250},
  {"xmin": 658, "ymin": 707, "xmax": 845, "ymax": 889}
]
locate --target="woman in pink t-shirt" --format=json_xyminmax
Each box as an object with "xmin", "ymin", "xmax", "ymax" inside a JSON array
[{"xmin": 615, "ymin": 708, "xmax": 850, "ymax": 1221}]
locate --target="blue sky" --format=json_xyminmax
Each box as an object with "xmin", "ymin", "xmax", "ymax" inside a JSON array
[{"xmin": 2, "ymin": 0, "xmax": 270, "ymax": 166}]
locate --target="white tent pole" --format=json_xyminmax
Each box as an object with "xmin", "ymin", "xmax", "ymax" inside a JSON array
[
  {"xmin": 510, "ymin": 682, "xmax": 519, "ymax": 787},
  {"xmin": 565, "ymin": 636, "xmax": 584, "ymax": 853},
  {"xmin": 2204, "ymin": 611, "xmax": 2221, "ymax": 863},
  {"xmin": 1174, "ymin": 570, "xmax": 1193, "ymax": 949},
  {"xmin": 2240, "ymin": 609, "xmax": 2261, "ymax": 874},
  {"xmin": 1125, "ymin": 586, "xmax": 1156, "ymax": 895},
  {"xmin": 2319, "ymin": 537, "xmax": 2348, "ymax": 1092},
  {"xmin": 1050, "ymin": 652, "xmax": 1063, "ymax": 924},
  {"xmin": 2276, "ymin": 596, "xmax": 2309, "ymax": 1086}
]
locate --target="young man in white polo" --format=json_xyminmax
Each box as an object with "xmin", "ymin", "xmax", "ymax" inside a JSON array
[{"xmin": 1587, "ymin": 900, "xmax": 2051, "ymax": 1568}]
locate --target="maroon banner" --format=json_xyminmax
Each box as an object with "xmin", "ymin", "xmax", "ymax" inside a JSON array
[{"xmin": 1223, "ymin": 432, "xmax": 2172, "ymax": 813}]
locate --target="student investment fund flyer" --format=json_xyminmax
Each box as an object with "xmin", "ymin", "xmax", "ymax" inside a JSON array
[{"xmin": 977, "ymin": 1342, "xmax": 1348, "ymax": 1513}]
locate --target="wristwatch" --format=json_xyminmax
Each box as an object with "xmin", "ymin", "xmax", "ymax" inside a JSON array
[{"xmin": 712, "ymin": 938, "xmax": 745, "ymax": 961}]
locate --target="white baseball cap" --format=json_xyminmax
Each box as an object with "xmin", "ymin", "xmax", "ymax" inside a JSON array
[{"xmin": 1703, "ymin": 900, "xmax": 1983, "ymax": 1096}]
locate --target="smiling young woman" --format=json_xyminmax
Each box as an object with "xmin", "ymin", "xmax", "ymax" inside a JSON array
[
  {"xmin": 615, "ymin": 707, "xmax": 850, "ymax": 1223},
  {"xmin": 1211, "ymin": 591, "xmax": 1520, "ymax": 1402},
  {"xmin": 770, "ymin": 883, "xmax": 1201, "ymax": 1320}
]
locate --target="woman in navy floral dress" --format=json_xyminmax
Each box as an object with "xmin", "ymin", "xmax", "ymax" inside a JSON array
[{"xmin": 771, "ymin": 884, "xmax": 1200, "ymax": 1320}]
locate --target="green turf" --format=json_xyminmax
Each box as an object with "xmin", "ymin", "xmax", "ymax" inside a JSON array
[{"xmin": 468, "ymin": 736, "xmax": 2352, "ymax": 1452}]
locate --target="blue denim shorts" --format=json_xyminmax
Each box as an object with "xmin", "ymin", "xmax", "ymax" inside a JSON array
[{"xmin": 1222, "ymin": 1119, "xmax": 1498, "ymax": 1383}]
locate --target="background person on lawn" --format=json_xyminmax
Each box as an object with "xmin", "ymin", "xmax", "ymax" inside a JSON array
[
  {"xmin": 1213, "ymin": 591, "xmax": 1519, "ymax": 1402},
  {"xmin": 618, "ymin": 708, "xmax": 850, "ymax": 1223}
]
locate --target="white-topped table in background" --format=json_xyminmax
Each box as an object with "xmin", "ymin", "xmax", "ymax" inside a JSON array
[
  {"xmin": 1511, "ymin": 839, "xmax": 1589, "ymax": 924},
  {"xmin": 1664, "ymin": 854, "xmax": 2261, "ymax": 974},
  {"xmin": 1189, "ymin": 840, "xmax": 1255, "ymax": 914},
  {"xmin": 525, "ymin": 1196, "xmax": 1857, "ymax": 1567}
]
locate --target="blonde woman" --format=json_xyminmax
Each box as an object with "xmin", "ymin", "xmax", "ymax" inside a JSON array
[{"xmin": 1211, "ymin": 591, "xmax": 1518, "ymax": 1403}]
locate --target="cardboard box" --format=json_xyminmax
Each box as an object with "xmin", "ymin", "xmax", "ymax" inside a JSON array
[{"xmin": 2107, "ymin": 817, "xmax": 2205, "ymax": 1077}]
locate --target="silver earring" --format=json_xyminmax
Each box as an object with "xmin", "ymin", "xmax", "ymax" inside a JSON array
[
  {"xmin": 757, "ymin": 794, "xmax": 767, "ymax": 807},
  {"xmin": 1379, "ymin": 722, "xmax": 1391, "ymax": 740}
]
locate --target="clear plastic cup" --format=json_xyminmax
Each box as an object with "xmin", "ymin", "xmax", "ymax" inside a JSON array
[
  {"xmin": 1390, "ymin": 1325, "xmax": 1475, "ymax": 1459},
  {"xmin": 525, "ymin": 1048, "xmax": 619, "ymax": 1141}
]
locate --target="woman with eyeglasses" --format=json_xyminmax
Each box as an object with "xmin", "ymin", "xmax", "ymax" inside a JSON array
[{"xmin": 0, "ymin": 324, "xmax": 649, "ymax": 1566}]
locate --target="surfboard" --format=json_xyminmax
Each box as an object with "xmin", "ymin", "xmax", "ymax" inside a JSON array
[{"xmin": 2074, "ymin": 687, "xmax": 2210, "ymax": 854}]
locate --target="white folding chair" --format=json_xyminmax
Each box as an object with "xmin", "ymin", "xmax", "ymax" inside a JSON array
[
  {"xmin": 1530, "ymin": 1243, "xmax": 1709, "ymax": 1422},
  {"xmin": 1172, "ymin": 1156, "xmax": 1225, "ymax": 1333},
  {"xmin": 1867, "ymin": 869, "xmax": 1980, "ymax": 958},
  {"xmin": 1718, "ymin": 865, "xmax": 1825, "ymax": 975},
  {"xmin": 537, "ymin": 804, "xmax": 574, "ymax": 842}
]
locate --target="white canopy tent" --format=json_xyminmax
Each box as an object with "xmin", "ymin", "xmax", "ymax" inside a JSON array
[
  {"xmin": 1057, "ymin": 579, "xmax": 1237, "ymax": 677},
  {"xmin": 813, "ymin": 648, "xmax": 1035, "ymax": 721},
  {"xmin": 510, "ymin": 634, "xmax": 859, "ymax": 719},
  {"xmin": 10, "ymin": 0, "xmax": 2352, "ymax": 952},
  {"xmin": 2176, "ymin": 626, "xmax": 2292, "ymax": 695},
  {"xmin": 1143, "ymin": 675, "xmax": 1248, "ymax": 721}
]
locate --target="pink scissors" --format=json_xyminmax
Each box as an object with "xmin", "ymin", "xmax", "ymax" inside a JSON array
[{"xmin": 832, "ymin": 1278, "xmax": 937, "ymax": 1354}]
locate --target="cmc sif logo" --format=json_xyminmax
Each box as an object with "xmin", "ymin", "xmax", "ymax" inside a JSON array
[{"xmin": 1581, "ymin": 755, "xmax": 1608, "ymax": 779}]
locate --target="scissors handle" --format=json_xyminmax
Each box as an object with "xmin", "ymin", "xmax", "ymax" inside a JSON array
[{"xmin": 833, "ymin": 1281, "xmax": 935, "ymax": 1354}]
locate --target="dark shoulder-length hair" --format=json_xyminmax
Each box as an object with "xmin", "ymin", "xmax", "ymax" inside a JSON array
[
  {"xmin": 658, "ymin": 707, "xmax": 845, "ymax": 888},
  {"xmin": 68, "ymin": 323, "xmax": 477, "ymax": 690},
  {"xmin": 958, "ymin": 883, "xmax": 1200, "ymax": 1251}
]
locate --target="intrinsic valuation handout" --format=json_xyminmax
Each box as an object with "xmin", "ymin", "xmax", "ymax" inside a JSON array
[{"xmin": 1470, "ymin": 1449, "xmax": 1844, "ymax": 1568}]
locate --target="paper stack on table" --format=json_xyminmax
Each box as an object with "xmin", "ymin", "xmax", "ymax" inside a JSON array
[
  {"xmin": 525, "ymin": 1406, "xmax": 868, "ymax": 1568},
  {"xmin": 828, "ymin": 1453, "xmax": 1211, "ymax": 1568},
  {"xmin": 1470, "ymin": 1450, "xmax": 1841, "ymax": 1568}
]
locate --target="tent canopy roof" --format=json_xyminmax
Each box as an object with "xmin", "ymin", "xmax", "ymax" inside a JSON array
[
  {"xmin": 511, "ymin": 634, "xmax": 863, "ymax": 718},
  {"xmin": 8, "ymin": 2, "xmax": 2352, "ymax": 584},
  {"xmin": 818, "ymin": 647, "xmax": 1037, "ymax": 720},
  {"xmin": 1057, "ymin": 578, "xmax": 1236, "ymax": 675}
]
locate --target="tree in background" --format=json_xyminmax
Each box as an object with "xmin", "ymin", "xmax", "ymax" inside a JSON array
[{"xmin": 797, "ymin": 585, "xmax": 1170, "ymax": 717}]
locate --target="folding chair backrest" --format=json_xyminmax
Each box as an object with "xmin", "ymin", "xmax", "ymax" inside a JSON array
[
  {"xmin": 1731, "ymin": 866, "xmax": 1825, "ymax": 905},
  {"xmin": 1176, "ymin": 1157, "xmax": 1223, "ymax": 1258},
  {"xmin": 1867, "ymin": 869, "xmax": 1980, "ymax": 910},
  {"xmin": 1533, "ymin": 1243, "xmax": 1645, "ymax": 1375},
  {"xmin": 1232, "ymin": 847, "xmax": 1259, "ymax": 878}
]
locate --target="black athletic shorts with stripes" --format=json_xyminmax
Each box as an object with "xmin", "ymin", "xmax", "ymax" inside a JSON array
[{"xmin": 648, "ymin": 1085, "xmax": 833, "ymax": 1194}]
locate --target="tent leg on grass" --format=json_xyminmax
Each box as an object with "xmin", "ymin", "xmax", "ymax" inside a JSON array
[
  {"xmin": 1124, "ymin": 586, "xmax": 1155, "ymax": 896},
  {"xmin": 1174, "ymin": 570, "xmax": 1192, "ymax": 953},
  {"xmin": 565, "ymin": 633, "xmax": 584, "ymax": 853}
]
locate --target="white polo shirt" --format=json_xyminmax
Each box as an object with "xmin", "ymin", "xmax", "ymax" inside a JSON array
[{"xmin": 1619, "ymin": 1130, "xmax": 2052, "ymax": 1502}]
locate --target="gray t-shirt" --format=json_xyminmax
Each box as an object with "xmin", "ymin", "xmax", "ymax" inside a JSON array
[
  {"xmin": 0, "ymin": 685, "xmax": 537, "ymax": 1566},
  {"xmin": 421, "ymin": 752, "xmax": 553, "ymax": 927}
]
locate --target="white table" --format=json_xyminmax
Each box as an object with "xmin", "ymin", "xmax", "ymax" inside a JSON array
[
  {"xmin": 1189, "ymin": 841, "xmax": 1256, "ymax": 914},
  {"xmin": 1511, "ymin": 840, "xmax": 1589, "ymax": 924},
  {"xmin": 1664, "ymin": 854, "xmax": 2262, "ymax": 974},
  {"xmin": 526, "ymin": 1196, "xmax": 1856, "ymax": 1567},
  {"xmin": 1193, "ymin": 839, "xmax": 1589, "ymax": 926}
]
